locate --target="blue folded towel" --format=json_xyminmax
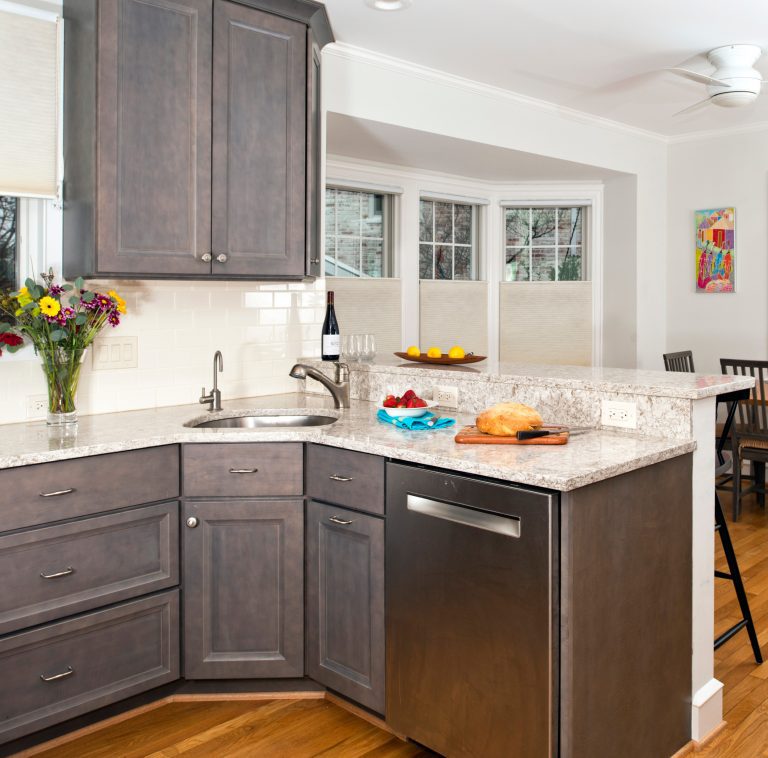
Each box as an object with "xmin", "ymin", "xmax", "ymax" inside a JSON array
[{"xmin": 377, "ymin": 409, "xmax": 455, "ymax": 430}]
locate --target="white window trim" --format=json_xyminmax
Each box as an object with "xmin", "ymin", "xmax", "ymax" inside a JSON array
[{"xmin": 417, "ymin": 197, "xmax": 481, "ymax": 281}]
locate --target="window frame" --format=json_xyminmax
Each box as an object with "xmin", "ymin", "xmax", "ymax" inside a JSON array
[
  {"xmin": 501, "ymin": 204, "xmax": 589, "ymax": 283},
  {"xmin": 418, "ymin": 197, "xmax": 481, "ymax": 281},
  {"xmin": 324, "ymin": 185, "xmax": 395, "ymax": 278}
]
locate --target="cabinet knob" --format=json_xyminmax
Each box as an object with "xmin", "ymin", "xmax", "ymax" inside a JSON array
[
  {"xmin": 201, "ymin": 253, "xmax": 212, "ymax": 263},
  {"xmin": 186, "ymin": 516, "xmax": 199, "ymax": 528},
  {"xmin": 215, "ymin": 253, "xmax": 228, "ymax": 264}
]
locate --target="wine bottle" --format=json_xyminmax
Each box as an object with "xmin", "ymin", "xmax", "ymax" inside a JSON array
[{"xmin": 321, "ymin": 290, "xmax": 340, "ymax": 361}]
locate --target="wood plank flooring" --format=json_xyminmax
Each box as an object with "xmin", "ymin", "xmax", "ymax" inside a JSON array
[{"xmin": 20, "ymin": 492, "xmax": 768, "ymax": 757}]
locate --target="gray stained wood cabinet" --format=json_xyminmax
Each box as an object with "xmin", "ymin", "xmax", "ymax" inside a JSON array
[
  {"xmin": 182, "ymin": 499, "xmax": 304, "ymax": 679},
  {"xmin": 306, "ymin": 500, "xmax": 385, "ymax": 714},
  {"xmin": 63, "ymin": 0, "xmax": 332, "ymax": 280}
]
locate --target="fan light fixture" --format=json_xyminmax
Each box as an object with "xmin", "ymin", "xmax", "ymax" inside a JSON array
[{"xmin": 365, "ymin": 0, "xmax": 411, "ymax": 10}]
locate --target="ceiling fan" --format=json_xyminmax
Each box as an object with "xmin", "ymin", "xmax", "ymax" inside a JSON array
[{"xmin": 669, "ymin": 44, "xmax": 766, "ymax": 116}]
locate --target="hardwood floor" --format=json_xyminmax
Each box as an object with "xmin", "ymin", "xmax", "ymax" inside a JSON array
[{"xmin": 17, "ymin": 492, "xmax": 768, "ymax": 758}]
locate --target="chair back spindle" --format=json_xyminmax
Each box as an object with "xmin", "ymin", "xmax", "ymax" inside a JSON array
[{"xmin": 663, "ymin": 351, "xmax": 695, "ymax": 373}]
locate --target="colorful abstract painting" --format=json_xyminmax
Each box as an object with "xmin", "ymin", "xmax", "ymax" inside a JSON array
[{"xmin": 696, "ymin": 207, "xmax": 735, "ymax": 293}]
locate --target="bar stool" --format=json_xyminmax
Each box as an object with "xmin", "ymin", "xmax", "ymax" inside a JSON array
[{"xmin": 664, "ymin": 351, "xmax": 762, "ymax": 662}]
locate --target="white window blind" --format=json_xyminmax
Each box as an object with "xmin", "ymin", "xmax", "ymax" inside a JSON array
[{"xmin": 0, "ymin": 2, "xmax": 60, "ymax": 197}]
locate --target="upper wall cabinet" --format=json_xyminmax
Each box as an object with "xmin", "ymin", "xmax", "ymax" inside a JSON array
[{"xmin": 63, "ymin": 0, "xmax": 332, "ymax": 280}]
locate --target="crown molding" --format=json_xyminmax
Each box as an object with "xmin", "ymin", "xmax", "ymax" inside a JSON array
[
  {"xmin": 324, "ymin": 42, "xmax": 768, "ymax": 146},
  {"xmin": 324, "ymin": 42, "xmax": 668, "ymax": 144}
]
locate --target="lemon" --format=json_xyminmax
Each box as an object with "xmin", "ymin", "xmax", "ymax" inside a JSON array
[
  {"xmin": 406, "ymin": 345, "xmax": 421, "ymax": 357},
  {"xmin": 426, "ymin": 347, "xmax": 442, "ymax": 359},
  {"xmin": 448, "ymin": 345, "xmax": 466, "ymax": 359}
]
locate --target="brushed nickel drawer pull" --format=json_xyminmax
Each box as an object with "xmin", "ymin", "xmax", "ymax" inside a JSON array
[
  {"xmin": 229, "ymin": 468, "xmax": 258, "ymax": 474},
  {"xmin": 329, "ymin": 516, "xmax": 353, "ymax": 525},
  {"xmin": 329, "ymin": 474, "xmax": 353, "ymax": 482},
  {"xmin": 39, "ymin": 488, "xmax": 75, "ymax": 498},
  {"xmin": 40, "ymin": 567, "xmax": 75, "ymax": 579},
  {"xmin": 40, "ymin": 666, "xmax": 74, "ymax": 682}
]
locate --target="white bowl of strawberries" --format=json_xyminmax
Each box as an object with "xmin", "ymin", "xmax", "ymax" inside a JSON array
[{"xmin": 380, "ymin": 389, "xmax": 437, "ymax": 417}]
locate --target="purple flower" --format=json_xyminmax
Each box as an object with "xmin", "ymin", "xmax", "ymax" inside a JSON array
[
  {"xmin": 95, "ymin": 294, "xmax": 115, "ymax": 313},
  {"xmin": 48, "ymin": 284, "xmax": 64, "ymax": 296},
  {"xmin": 108, "ymin": 311, "xmax": 120, "ymax": 327},
  {"xmin": 61, "ymin": 307, "xmax": 75, "ymax": 320}
]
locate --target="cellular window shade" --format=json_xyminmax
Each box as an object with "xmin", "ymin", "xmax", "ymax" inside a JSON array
[{"xmin": 0, "ymin": 6, "xmax": 59, "ymax": 197}]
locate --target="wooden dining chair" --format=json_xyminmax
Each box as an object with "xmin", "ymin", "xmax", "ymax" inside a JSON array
[
  {"xmin": 663, "ymin": 350, "xmax": 695, "ymax": 372},
  {"xmin": 720, "ymin": 358, "xmax": 768, "ymax": 521}
]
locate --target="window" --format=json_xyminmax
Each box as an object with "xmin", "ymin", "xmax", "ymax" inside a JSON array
[
  {"xmin": 0, "ymin": 197, "xmax": 18, "ymax": 290},
  {"xmin": 419, "ymin": 199, "xmax": 477, "ymax": 280},
  {"xmin": 504, "ymin": 206, "xmax": 585, "ymax": 282},
  {"xmin": 325, "ymin": 187, "xmax": 393, "ymax": 277}
]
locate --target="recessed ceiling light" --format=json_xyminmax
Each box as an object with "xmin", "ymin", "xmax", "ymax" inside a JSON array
[{"xmin": 365, "ymin": 0, "xmax": 412, "ymax": 10}]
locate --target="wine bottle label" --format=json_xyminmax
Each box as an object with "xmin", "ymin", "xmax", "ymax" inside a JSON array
[{"xmin": 322, "ymin": 334, "xmax": 340, "ymax": 354}]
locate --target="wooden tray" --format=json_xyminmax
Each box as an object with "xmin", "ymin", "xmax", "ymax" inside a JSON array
[
  {"xmin": 455, "ymin": 425, "xmax": 570, "ymax": 445},
  {"xmin": 394, "ymin": 352, "xmax": 487, "ymax": 365}
]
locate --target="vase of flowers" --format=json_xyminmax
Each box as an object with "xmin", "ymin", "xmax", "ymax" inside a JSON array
[{"xmin": 0, "ymin": 271, "xmax": 126, "ymax": 424}]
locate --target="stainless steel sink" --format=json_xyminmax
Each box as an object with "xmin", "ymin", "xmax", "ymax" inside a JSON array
[{"xmin": 187, "ymin": 413, "xmax": 338, "ymax": 429}]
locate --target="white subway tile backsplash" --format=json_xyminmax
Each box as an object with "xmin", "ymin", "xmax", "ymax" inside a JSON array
[{"xmin": 0, "ymin": 279, "xmax": 326, "ymax": 425}]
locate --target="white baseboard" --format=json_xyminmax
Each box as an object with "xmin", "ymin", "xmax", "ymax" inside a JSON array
[{"xmin": 691, "ymin": 678, "xmax": 724, "ymax": 742}]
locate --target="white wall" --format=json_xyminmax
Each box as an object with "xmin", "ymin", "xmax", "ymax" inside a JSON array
[
  {"xmin": 667, "ymin": 126, "xmax": 768, "ymax": 373},
  {"xmin": 322, "ymin": 44, "xmax": 669, "ymax": 368}
]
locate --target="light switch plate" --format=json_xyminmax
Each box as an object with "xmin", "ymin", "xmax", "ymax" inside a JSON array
[{"xmin": 92, "ymin": 336, "xmax": 138, "ymax": 371}]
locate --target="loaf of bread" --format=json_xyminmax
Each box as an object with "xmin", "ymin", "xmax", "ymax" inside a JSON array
[{"xmin": 476, "ymin": 402, "xmax": 543, "ymax": 436}]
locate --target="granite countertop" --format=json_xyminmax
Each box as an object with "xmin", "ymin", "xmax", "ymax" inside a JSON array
[
  {"xmin": 298, "ymin": 356, "xmax": 755, "ymax": 400},
  {"xmin": 0, "ymin": 393, "xmax": 695, "ymax": 491}
]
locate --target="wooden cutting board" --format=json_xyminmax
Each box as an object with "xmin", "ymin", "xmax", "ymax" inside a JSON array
[{"xmin": 455, "ymin": 425, "xmax": 570, "ymax": 445}]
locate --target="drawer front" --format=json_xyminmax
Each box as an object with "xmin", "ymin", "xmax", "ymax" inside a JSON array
[
  {"xmin": 0, "ymin": 502, "xmax": 179, "ymax": 636},
  {"xmin": 306, "ymin": 444, "xmax": 385, "ymax": 515},
  {"xmin": 0, "ymin": 590, "xmax": 179, "ymax": 744},
  {"xmin": 183, "ymin": 443, "xmax": 303, "ymax": 497},
  {"xmin": 0, "ymin": 446, "xmax": 180, "ymax": 533}
]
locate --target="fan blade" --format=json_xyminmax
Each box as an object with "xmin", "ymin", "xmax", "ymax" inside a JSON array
[
  {"xmin": 673, "ymin": 97, "xmax": 713, "ymax": 117},
  {"xmin": 667, "ymin": 67, "xmax": 732, "ymax": 87}
]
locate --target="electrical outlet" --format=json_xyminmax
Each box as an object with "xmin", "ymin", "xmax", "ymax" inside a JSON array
[
  {"xmin": 434, "ymin": 385, "xmax": 459, "ymax": 409},
  {"xmin": 601, "ymin": 399, "xmax": 637, "ymax": 429},
  {"xmin": 92, "ymin": 336, "xmax": 138, "ymax": 371},
  {"xmin": 26, "ymin": 394, "xmax": 47, "ymax": 419}
]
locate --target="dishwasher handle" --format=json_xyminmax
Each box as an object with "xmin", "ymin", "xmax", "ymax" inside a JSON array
[{"xmin": 407, "ymin": 494, "xmax": 521, "ymax": 538}]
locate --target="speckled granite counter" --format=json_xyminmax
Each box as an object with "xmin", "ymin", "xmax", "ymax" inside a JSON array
[{"xmin": 0, "ymin": 393, "xmax": 694, "ymax": 491}]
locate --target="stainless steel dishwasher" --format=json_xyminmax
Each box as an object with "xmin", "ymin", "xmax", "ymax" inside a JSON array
[{"xmin": 386, "ymin": 462, "xmax": 557, "ymax": 758}]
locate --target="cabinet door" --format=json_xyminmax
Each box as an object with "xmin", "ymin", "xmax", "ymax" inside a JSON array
[
  {"xmin": 183, "ymin": 499, "xmax": 304, "ymax": 679},
  {"xmin": 305, "ymin": 29, "xmax": 322, "ymax": 278},
  {"xmin": 306, "ymin": 501, "xmax": 385, "ymax": 713},
  {"xmin": 97, "ymin": 0, "xmax": 212, "ymax": 276},
  {"xmin": 211, "ymin": 1, "xmax": 307, "ymax": 277}
]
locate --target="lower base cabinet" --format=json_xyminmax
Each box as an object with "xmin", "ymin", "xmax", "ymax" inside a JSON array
[
  {"xmin": 306, "ymin": 500, "xmax": 385, "ymax": 714},
  {"xmin": 0, "ymin": 590, "xmax": 179, "ymax": 744},
  {"xmin": 182, "ymin": 499, "xmax": 304, "ymax": 679}
]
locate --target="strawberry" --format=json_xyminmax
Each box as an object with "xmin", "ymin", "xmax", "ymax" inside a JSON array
[
  {"xmin": 411, "ymin": 397, "xmax": 427, "ymax": 408},
  {"xmin": 397, "ymin": 400, "xmax": 407, "ymax": 408},
  {"xmin": 382, "ymin": 395, "xmax": 397, "ymax": 408},
  {"xmin": 402, "ymin": 389, "xmax": 416, "ymax": 402},
  {"xmin": 406, "ymin": 397, "xmax": 417, "ymax": 408}
]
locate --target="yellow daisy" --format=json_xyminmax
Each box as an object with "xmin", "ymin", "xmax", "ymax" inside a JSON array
[
  {"xmin": 16, "ymin": 286, "xmax": 32, "ymax": 307},
  {"xmin": 108, "ymin": 289, "xmax": 127, "ymax": 314},
  {"xmin": 39, "ymin": 296, "xmax": 61, "ymax": 318}
]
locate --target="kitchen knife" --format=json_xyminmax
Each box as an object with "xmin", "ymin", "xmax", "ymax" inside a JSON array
[{"xmin": 516, "ymin": 426, "xmax": 594, "ymax": 440}]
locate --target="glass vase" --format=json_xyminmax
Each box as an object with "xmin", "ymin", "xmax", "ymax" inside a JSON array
[{"xmin": 39, "ymin": 347, "xmax": 87, "ymax": 425}]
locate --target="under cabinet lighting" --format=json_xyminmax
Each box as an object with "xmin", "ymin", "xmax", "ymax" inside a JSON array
[{"xmin": 365, "ymin": 0, "xmax": 412, "ymax": 10}]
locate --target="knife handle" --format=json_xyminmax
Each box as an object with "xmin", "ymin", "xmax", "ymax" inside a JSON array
[{"xmin": 516, "ymin": 429, "xmax": 552, "ymax": 440}]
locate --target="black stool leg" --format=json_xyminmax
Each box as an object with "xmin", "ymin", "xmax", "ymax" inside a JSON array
[
  {"xmin": 755, "ymin": 462, "xmax": 766, "ymax": 509},
  {"xmin": 715, "ymin": 495, "xmax": 763, "ymax": 664}
]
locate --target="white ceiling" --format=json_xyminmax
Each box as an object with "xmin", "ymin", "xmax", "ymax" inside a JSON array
[
  {"xmin": 321, "ymin": 0, "xmax": 768, "ymax": 137},
  {"xmin": 327, "ymin": 113, "xmax": 624, "ymax": 180}
]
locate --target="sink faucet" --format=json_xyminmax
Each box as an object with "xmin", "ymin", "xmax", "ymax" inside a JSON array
[
  {"xmin": 289, "ymin": 362, "xmax": 350, "ymax": 409},
  {"xmin": 200, "ymin": 351, "xmax": 224, "ymax": 412}
]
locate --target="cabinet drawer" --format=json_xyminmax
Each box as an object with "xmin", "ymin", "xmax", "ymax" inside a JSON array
[
  {"xmin": 306, "ymin": 445, "xmax": 385, "ymax": 515},
  {"xmin": 0, "ymin": 502, "xmax": 179, "ymax": 636},
  {"xmin": 0, "ymin": 590, "xmax": 179, "ymax": 744},
  {"xmin": 0, "ymin": 446, "xmax": 180, "ymax": 533},
  {"xmin": 182, "ymin": 443, "xmax": 303, "ymax": 497}
]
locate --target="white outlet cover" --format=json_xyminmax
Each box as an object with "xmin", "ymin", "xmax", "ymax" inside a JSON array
[
  {"xmin": 435, "ymin": 385, "xmax": 459, "ymax": 409},
  {"xmin": 601, "ymin": 399, "xmax": 638, "ymax": 429}
]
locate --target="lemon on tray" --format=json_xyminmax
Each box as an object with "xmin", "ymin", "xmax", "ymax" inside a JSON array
[
  {"xmin": 426, "ymin": 347, "xmax": 442, "ymax": 359},
  {"xmin": 406, "ymin": 345, "xmax": 421, "ymax": 357},
  {"xmin": 448, "ymin": 346, "xmax": 466, "ymax": 359}
]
